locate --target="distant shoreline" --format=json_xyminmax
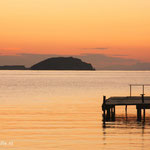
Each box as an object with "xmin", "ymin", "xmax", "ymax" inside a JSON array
[
  {"xmin": 1, "ymin": 68, "xmax": 150, "ymax": 71},
  {"xmin": 1, "ymin": 57, "xmax": 150, "ymax": 71},
  {"xmin": 0, "ymin": 57, "xmax": 95, "ymax": 71}
]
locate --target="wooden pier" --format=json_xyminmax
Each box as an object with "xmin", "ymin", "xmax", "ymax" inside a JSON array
[{"xmin": 102, "ymin": 84, "xmax": 150, "ymax": 122}]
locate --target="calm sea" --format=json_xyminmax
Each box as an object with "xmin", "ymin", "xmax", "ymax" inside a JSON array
[{"xmin": 0, "ymin": 70, "xmax": 150, "ymax": 150}]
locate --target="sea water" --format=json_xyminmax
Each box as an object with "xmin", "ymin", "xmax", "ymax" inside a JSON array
[{"xmin": 0, "ymin": 71, "xmax": 150, "ymax": 150}]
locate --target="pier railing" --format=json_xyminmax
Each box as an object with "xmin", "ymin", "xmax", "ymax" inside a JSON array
[{"xmin": 129, "ymin": 84, "xmax": 150, "ymax": 97}]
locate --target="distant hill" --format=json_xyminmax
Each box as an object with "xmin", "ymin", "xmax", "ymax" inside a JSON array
[
  {"xmin": 0, "ymin": 65, "xmax": 26, "ymax": 70},
  {"xmin": 30, "ymin": 57, "xmax": 95, "ymax": 70}
]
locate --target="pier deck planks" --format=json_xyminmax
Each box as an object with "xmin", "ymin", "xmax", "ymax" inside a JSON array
[{"xmin": 105, "ymin": 96, "xmax": 150, "ymax": 105}]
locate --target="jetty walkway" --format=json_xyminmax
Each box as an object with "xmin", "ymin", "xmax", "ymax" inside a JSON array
[{"xmin": 102, "ymin": 84, "xmax": 150, "ymax": 122}]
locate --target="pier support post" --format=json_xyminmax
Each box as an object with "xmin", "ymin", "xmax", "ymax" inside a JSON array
[
  {"xmin": 111, "ymin": 106, "xmax": 115, "ymax": 121},
  {"xmin": 102, "ymin": 96, "xmax": 106, "ymax": 123},
  {"xmin": 106, "ymin": 108, "xmax": 110, "ymax": 121},
  {"xmin": 125, "ymin": 105, "xmax": 128, "ymax": 120},
  {"xmin": 143, "ymin": 109, "xmax": 146, "ymax": 122},
  {"xmin": 114, "ymin": 106, "xmax": 116, "ymax": 118},
  {"xmin": 137, "ymin": 108, "xmax": 141, "ymax": 122}
]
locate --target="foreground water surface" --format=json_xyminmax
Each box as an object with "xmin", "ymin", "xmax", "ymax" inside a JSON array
[{"xmin": 0, "ymin": 70, "xmax": 150, "ymax": 150}]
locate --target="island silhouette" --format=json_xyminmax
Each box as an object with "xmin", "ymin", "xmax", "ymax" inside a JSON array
[
  {"xmin": 0, "ymin": 65, "xmax": 26, "ymax": 70},
  {"xmin": 0, "ymin": 57, "xmax": 95, "ymax": 70},
  {"xmin": 31, "ymin": 57, "xmax": 95, "ymax": 70}
]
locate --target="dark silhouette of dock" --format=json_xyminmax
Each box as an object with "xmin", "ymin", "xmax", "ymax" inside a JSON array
[{"xmin": 102, "ymin": 84, "xmax": 150, "ymax": 123}]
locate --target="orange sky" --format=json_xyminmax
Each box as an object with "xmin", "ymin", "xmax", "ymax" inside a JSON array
[{"xmin": 0, "ymin": 0, "xmax": 150, "ymax": 61}]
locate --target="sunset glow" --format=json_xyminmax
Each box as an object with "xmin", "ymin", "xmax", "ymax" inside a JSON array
[{"xmin": 0, "ymin": 0, "xmax": 150, "ymax": 61}]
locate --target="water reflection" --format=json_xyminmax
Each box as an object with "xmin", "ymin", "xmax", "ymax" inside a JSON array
[
  {"xmin": 102, "ymin": 117, "xmax": 150, "ymax": 149},
  {"xmin": 1, "ymin": 71, "xmax": 150, "ymax": 149}
]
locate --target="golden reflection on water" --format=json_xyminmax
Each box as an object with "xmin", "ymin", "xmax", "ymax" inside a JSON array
[
  {"xmin": 0, "ymin": 102, "xmax": 102, "ymax": 150},
  {"xmin": 0, "ymin": 71, "xmax": 150, "ymax": 149},
  {"xmin": 1, "ymin": 103, "xmax": 150, "ymax": 150}
]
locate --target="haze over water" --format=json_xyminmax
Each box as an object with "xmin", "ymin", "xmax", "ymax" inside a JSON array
[{"xmin": 0, "ymin": 71, "xmax": 150, "ymax": 150}]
